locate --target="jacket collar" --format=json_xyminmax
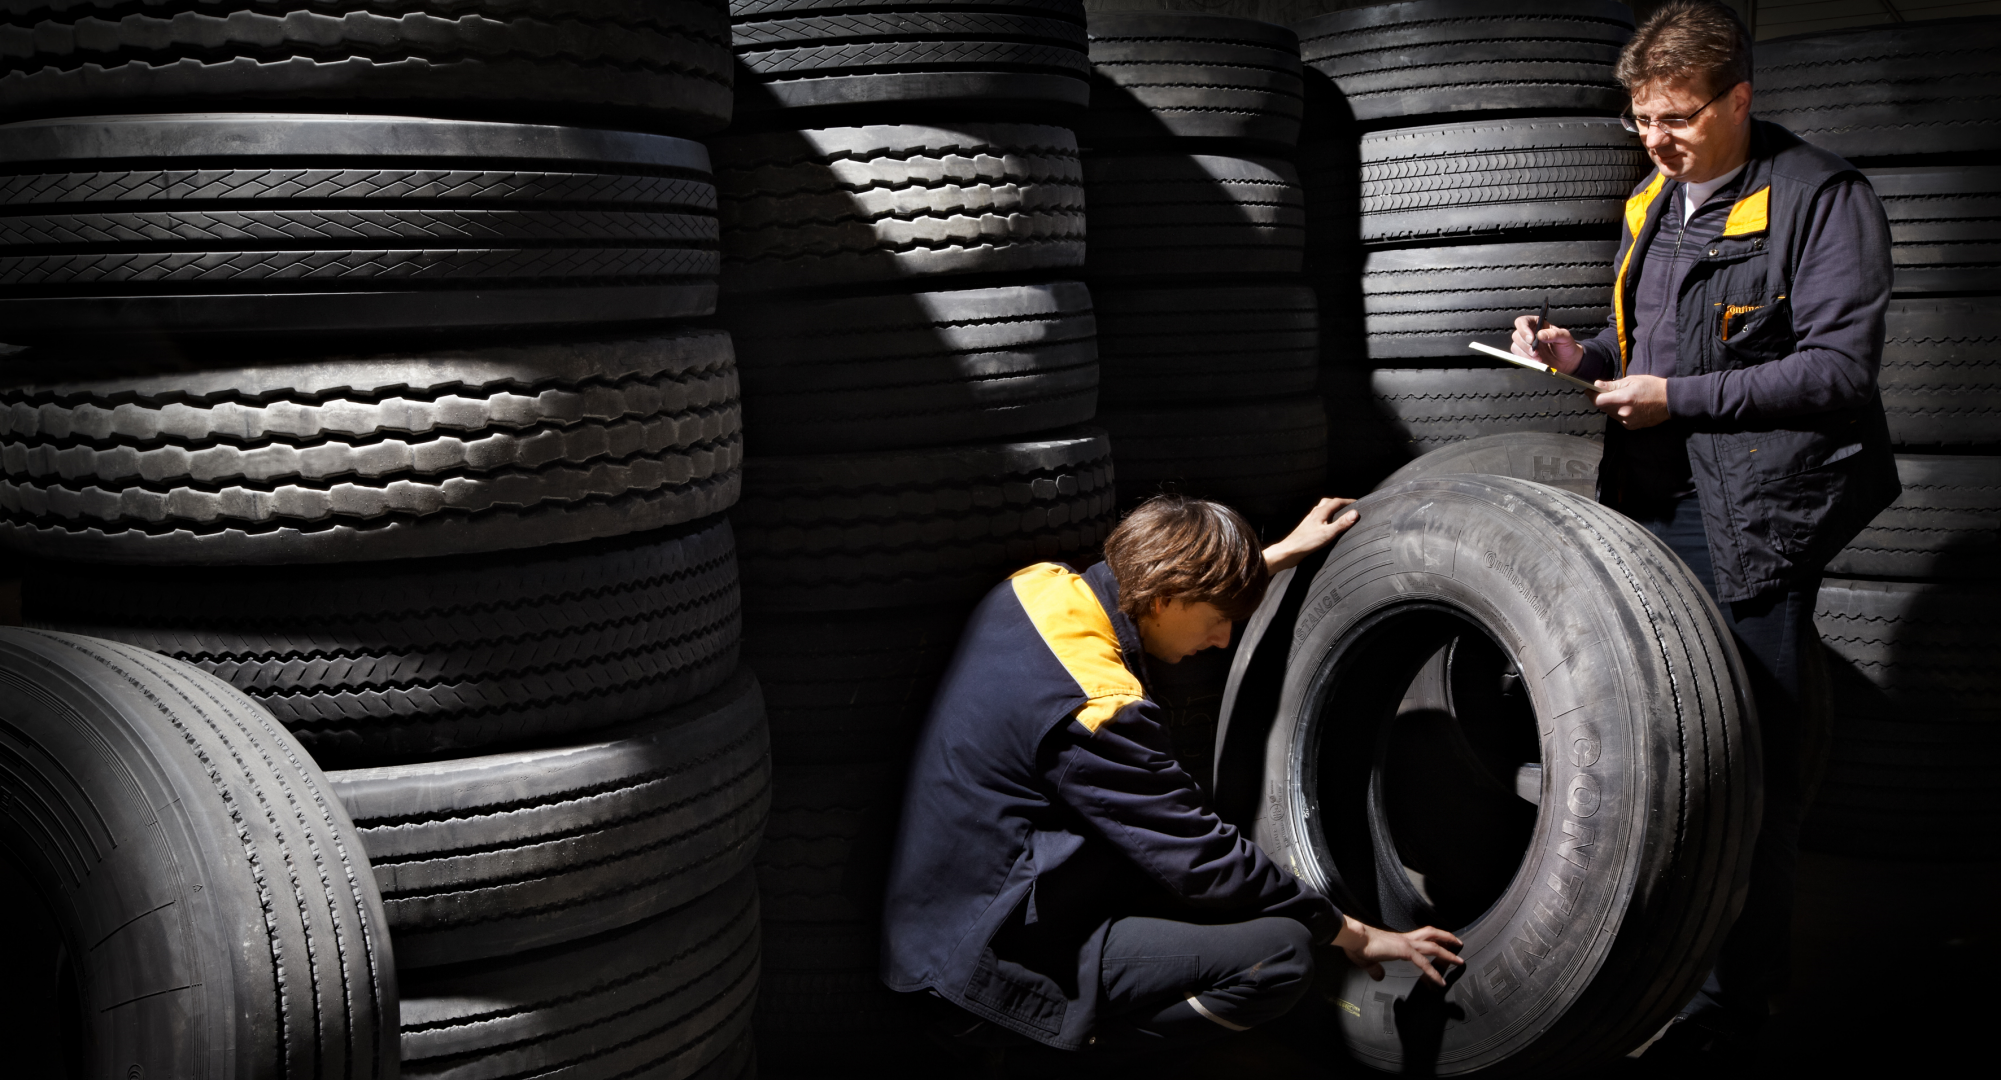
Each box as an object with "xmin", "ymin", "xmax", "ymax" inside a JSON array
[{"xmin": 1083, "ymin": 561, "xmax": 1151, "ymax": 692}]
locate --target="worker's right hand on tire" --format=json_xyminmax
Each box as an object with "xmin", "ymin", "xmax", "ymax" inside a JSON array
[
  {"xmin": 1332, "ymin": 914, "xmax": 1465, "ymax": 987},
  {"xmin": 1511, "ymin": 314, "xmax": 1587, "ymax": 374}
]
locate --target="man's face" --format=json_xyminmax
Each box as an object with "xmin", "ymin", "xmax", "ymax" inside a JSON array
[
  {"xmin": 1630, "ymin": 77, "xmax": 1752, "ymax": 183},
  {"xmin": 1139, "ymin": 598, "xmax": 1234, "ymax": 663}
]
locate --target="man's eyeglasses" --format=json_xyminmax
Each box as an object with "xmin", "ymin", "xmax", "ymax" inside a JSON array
[{"xmin": 1620, "ymin": 84, "xmax": 1734, "ymax": 134}]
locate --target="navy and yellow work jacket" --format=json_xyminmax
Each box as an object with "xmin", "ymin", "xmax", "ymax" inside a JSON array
[{"xmin": 880, "ymin": 560, "xmax": 1338, "ymax": 1049}]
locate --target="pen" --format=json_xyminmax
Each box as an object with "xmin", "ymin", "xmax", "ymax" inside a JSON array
[{"xmin": 1530, "ymin": 294, "xmax": 1551, "ymax": 365}]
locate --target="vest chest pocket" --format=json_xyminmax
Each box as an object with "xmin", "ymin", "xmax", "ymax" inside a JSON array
[{"xmin": 1715, "ymin": 294, "xmax": 1794, "ymax": 369}]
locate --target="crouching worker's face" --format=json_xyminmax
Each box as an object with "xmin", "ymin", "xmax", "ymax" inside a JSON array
[{"xmin": 1139, "ymin": 597, "xmax": 1234, "ymax": 663}]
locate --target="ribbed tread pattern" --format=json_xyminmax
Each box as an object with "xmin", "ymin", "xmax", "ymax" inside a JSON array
[
  {"xmin": 742, "ymin": 605, "xmax": 966, "ymax": 764},
  {"xmin": 1296, "ymin": 0, "xmax": 1633, "ymax": 123},
  {"xmin": 0, "ymin": 0, "xmax": 736, "ymax": 134},
  {"xmin": 1370, "ymin": 366, "xmax": 1602, "ymax": 451},
  {"xmin": 1362, "ymin": 240, "xmax": 1616, "ymax": 360},
  {"xmin": 1084, "ymin": 153, "xmax": 1304, "ymax": 277},
  {"xmin": 715, "ymin": 123, "xmax": 1084, "ymax": 292},
  {"xmin": 1826, "ymin": 455, "xmax": 2001, "ymax": 581},
  {"xmin": 734, "ymin": 430, "xmax": 1115, "ymax": 611},
  {"xmin": 1082, "ymin": 13, "xmax": 1304, "ymax": 146},
  {"xmin": 723, "ymin": 280, "xmax": 1098, "ymax": 453},
  {"xmin": 328, "ymin": 670, "xmax": 769, "ymax": 967},
  {"xmin": 1754, "ymin": 17, "xmax": 2001, "ymax": 162},
  {"xmin": 1095, "ymin": 397, "xmax": 1325, "ymax": 518},
  {"xmin": 1866, "ymin": 164, "xmax": 2001, "ymax": 295},
  {"xmin": 1359, "ymin": 116, "xmax": 1646, "ymax": 244},
  {"xmin": 0, "ymin": 331, "xmax": 742, "ymax": 563},
  {"xmin": 398, "ymin": 865, "xmax": 761, "ymax": 1079},
  {"xmin": 1094, "ymin": 283, "xmax": 1318, "ymax": 402},
  {"xmin": 1880, "ymin": 297, "xmax": 2001, "ymax": 446},
  {"xmin": 26, "ymin": 517, "xmax": 741, "ymax": 764}
]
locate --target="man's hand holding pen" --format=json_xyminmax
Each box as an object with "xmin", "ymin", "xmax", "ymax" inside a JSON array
[{"xmin": 1510, "ymin": 314, "xmax": 1671, "ymax": 431}]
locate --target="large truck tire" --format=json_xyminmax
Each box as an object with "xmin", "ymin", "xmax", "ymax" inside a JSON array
[
  {"xmin": 1881, "ymin": 297, "xmax": 2001, "ymax": 446},
  {"xmin": 1375, "ymin": 431, "xmax": 1603, "ymax": 497},
  {"xmin": 399, "ymin": 865, "xmax": 761, "ymax": 1080},
  {"xmin": 0, "ymin": 114, "xmax": 721, "ymax": 339},
  {"xmin": 1095, "ymin": 397, "xmax": 1326, "ymax": 522},
  {"xmin": 1869, "ymin": 165, "xmax": 2001, "ymax": 295},
  {"xmin": 326, "ymin": 670, "xmax": 769, "ymax": 968},
  {"xmin": 1081, "ymin": 13, "xmax": 1305, "ymax": 147},
  {"xmin": 1297, "ymin": 0, "xmax": 1633, "ymax": 125},
  {"xmin": 1218, "ymin": 476, "xmax": 1757, "ymax": 1074},
  {"xmin": 1093, "ymin": 283, "xmax": 1318, "ymax": 402},
  {"xmin": 1360, "ymin": 117, "xmax": 1646, "ymax": 245},
  {"xmin": 1083, "ymin": 153, "xmax": 1306, "ymax": 278},
  {"xmin": 1362, "ymin": 241, "xmax": 1617, "ymax": 362},
  {"xmin": 1826, "ymin": 455, "xmax": 2001, "ymax": 581},
  {"xmin": 1370, "ymin": 367, "xmax": 1603, "ymax": 453},
  {"xmin": 1754, "ymin": 17, "xmax": 2001, "ymax": 163},
  {"xmin": 0, "ymin": 628, "xmax": 398, "ymax": 1079},
  {"xmin": 0, "ymin": 331, "xmax": 741, "ymax": 565}
]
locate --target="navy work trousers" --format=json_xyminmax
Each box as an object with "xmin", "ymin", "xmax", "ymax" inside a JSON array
[
  {"xmin": 1090, "ymin": 915, "xmax": 1316, "ymax": 1051},
  {"xmin": 1639, "ymin": 495, "xmax": 1823, "ymax": 1032}
]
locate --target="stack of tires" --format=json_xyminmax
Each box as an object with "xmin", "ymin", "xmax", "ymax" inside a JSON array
[
  {"xmin": 2, "ymin": 7, "xmax": 770, "ymax": 1076},
  {"xmin": 717, "ymin": 1, "xmax": 1108, "ymax": 1066},
  {"xmin": 1080, "ymin": 13, "xmax": 1325, "ymax": 530},
  {"xmin": 1295, "ymin": 0, "xmax": 1642, "ymax": 478},
  {"xmin": 1756, "ymin": 17, "xmax": 2001, "ymax": 862}
]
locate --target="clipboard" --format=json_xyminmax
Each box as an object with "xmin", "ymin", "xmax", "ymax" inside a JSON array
[{"xmin": 1469, "ymin": 341, "xmax": 1601, "ymax": 393}]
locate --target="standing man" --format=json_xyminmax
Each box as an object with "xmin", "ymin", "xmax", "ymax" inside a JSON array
[
  {"xmin": 1511, "ymin": 1, "xmax": 1900, "ymax": 1065},
  {"xmin": 881, "ymin": 495, "xmax": 1464, "ymax": 1057}
]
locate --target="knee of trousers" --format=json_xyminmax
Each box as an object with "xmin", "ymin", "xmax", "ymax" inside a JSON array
[{"xmin": 1207, "ymin": 919, "xmax": 1317, "ymax": 1026}]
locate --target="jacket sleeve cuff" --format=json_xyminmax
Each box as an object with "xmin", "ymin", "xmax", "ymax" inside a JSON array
[
  {"xmin": 1575, "ymin": 338, "xmax": 1616, "ymax": 383},
  {"xmin": 1666, "ymin": 372, "xmax": 1725, "ymax": 419}
]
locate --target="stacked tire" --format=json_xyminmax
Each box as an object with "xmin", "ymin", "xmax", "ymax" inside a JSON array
[
  {"xmin": 1756, "ymin": 17, "xmax": 2001, "ymax": 862},
  {"xmin": 718, "ymin": 1, "xmax": 1108, "ymax": 1066},
  {"xmin": 3, "ymin": 16, "xmax": 770, "ymax": 1075},
  {"xmin": 1294, "ymin": 1, "xmax": 1640, "ymax": 480},
  {"xmin": 1081, "ymin": 13, "xmax": 1325, "ymax": 530}
]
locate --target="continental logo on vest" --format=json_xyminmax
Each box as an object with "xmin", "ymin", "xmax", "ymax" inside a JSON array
[{"xmin": 1009, "ymin": 563, "xmax": 1146, "ymax": 733}]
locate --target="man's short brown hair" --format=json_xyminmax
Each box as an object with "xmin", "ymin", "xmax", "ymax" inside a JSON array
[
  {"xmin": 1616, "ymin": 1, "xmax": 1753, "ymax": 99},
  {"xmin": 1102, "ymin": 494, "xmax": 1269, "ymax": 623}
]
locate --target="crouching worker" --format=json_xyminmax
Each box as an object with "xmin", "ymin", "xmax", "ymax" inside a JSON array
[{"xmin": 880, "ymin": 494, "xmax": 1464, "ymax": 1056}]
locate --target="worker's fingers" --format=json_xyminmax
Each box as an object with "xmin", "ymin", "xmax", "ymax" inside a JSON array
[
  {"xmin": 1410, "ymin": 954, "xmax": 1445, "ymax": 988},
  {"xmin": 1414, "ymin": 942, "xmax": 1465, "ymax": 968},
  {"xmin": 1328, "ymin": 509, "xmax": 1360, "ymax": 536},
  {"xmin": 1408, "ymin": 927, "xmax": 1464, "ymax": 948}
]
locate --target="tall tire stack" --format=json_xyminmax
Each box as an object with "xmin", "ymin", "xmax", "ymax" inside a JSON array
[
  {"xmin": 1081, "ymin": 13, "xmax": 1326, "ymax": 530},
  {"xmin": 1757, "ymin": 16, "xmax": 2001, "ymax": 862},
  {"xmin": 1293, "ymin": 0, "xmax": 1640, "ymax": 485},
  {"xmin": 4, "ymin": 20, "xmax": 774, "ymax": 1075},
  {"xmin": 718, "ymin": 1, "xmax": 1104, "ymax": 1066}
]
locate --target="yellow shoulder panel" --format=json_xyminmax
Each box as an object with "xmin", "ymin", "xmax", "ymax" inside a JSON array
[
  {"xmin": 1615, "ymin": 173, "xmax": 1667, "ymax": 373},
  {"xmin": 1624, "ymin": 173, "xmax": 1666, "ymax": 239},
  {"xmin": 1722, "ymin": 186, "xmax": 1770, "ymax": 237},
  {"xmin": 1009, "ymin": 563, "xmax": 1147, "ymax": 733}
]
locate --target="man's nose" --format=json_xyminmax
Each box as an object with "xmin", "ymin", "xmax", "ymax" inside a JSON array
[
  {"xmin": 1642, "ymin": 124, "xmax": 1674, "ymax": 149},
  {"xmin": 1210, "ymin": 623, "xmax": 1233, "ymax": 650}
]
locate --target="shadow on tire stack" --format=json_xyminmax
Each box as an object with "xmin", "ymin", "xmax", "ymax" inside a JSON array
[
  {"xmin": 1754, "ymin": 16, "xmax": 2001, "ymax": 864},
  {"xmin": 715, "ymin": 0, "xmax": 1112, "ymax": 1068},
  {"xmin": 1, "ymin": 7, "xmax": 770, "ymax": 1075},
  {"xmin": 1295, "ymin": 0, "xmax": 1645, "ymax": 488}
]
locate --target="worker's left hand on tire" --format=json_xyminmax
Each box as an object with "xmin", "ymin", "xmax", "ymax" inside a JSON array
[
  {"xmin": 1265, "ymin": 497, "xmax": 1361, "ymax": 573},
  {"xmin": 1333, "ymin": 915, "xmax": 1465, "ymax": 987}
]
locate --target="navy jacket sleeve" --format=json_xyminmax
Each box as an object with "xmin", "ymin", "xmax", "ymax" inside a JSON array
[
  {"xmin": 1041, "ymin": 706, "xmax": 1341, "ymax": 941},
  {"xmin": 1666, "ymin": 177, "xmax": 1892, "ymax": 422}
]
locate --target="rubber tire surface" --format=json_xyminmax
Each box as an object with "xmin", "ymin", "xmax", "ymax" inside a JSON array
[
  {"xmin": 326, "ymin": 668, "xmax": 768, "ymax": 967},
  {"xmin": 1374, "ymin": 430, "xmax": 1602, "ymax": 497},
  {"xmin": 1083, "ymin": 153, "xmax": 1305, "ymax": 278},
  {"xmin": 1360, "ymin": 117, "xmax": 1647, "ymax": 245},
  {"xmin": 729, "ymin": 0, "xmax": 1090, "ymax": 112},
  {"xmin": 715, "ymin": 122, "xmax": 1084, "ymax": 292},
  {"xmin": 1867, "ymin": 165, "xmax": 2001, "ymax": 295},
  {"xmin": 399, "ymin": 865, "xmax": 760, "ymax": 1079},
  {"xmin": 1825, "ymin": 455, "xmax": 2001, "ymax": 581},
  {"xmin": 25, "ymin": 518, "xmax": 740, "ymax": 766},
  {"xmin": 743, "ymin": 604, "xmax": 968, "ymax": 764},
  {"xmin": 734, "ymin": 429, "xmax": 1115, "ymax": 611},
  {"xmin": 1362, "ymin": 240, "xmax": 1616, "ymax": 361},
  {"xmin": 1081, "ymin": 13, "xmax": 1304, "ymax": 147},
  {"xmin": 1881, "ymin": 297, "xmax": 2001, "ymax": 446},
  {"xmin": 1808, "ymin": 579, "xmax": 2000, "ymax": 860},
  {"xmin": 1296, "ymin": 0, "xmax": 1632, "ymax": 125},
  {"xmin": 0, "ymin": 0, "xmax": 735, "ymax": 136},
  {"xmin": 1094, "ymin": 283, "xmax": 1318, "ymax": 402},
  {"xmin": 0, "ymin": 330, "xmax": 740, "ymax": 565},
  {"xmin": 0, "ymin": 628, "xmax": 397, "ymax": 1080},
  {"xmin": 1094, "ymin": 397, "xmax": 1325, "ymax": 520},
  {"xmin": 1370, "ymin": 367, "xmax": 1603, "ymax": 453},
  {"xmin": 1245, "ymin": 476, "xmax": 1756, "ymax": 1073},
  {"xmin": 0, "ymin": 114, "xmax": 720, "ymax": 337},
  {"xmin": 722, "ymin": 281, "xmax": 1098, "ymax": 453},
  {"xmin": 1754, "ymin": 17, "xmax": 2001, "ymax": 163}
]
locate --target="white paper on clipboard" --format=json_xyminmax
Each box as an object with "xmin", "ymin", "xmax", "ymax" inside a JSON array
[{"xmin": 1469, "ymin": 341, "xmax": 1602, "ymax": 392}]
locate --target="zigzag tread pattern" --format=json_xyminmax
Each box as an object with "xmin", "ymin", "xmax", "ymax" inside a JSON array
[
  {"xmin": 0, "ymin": 168, "xmax": 715, "ymax": 207},
  {"xmin": 0, "ymin": 246, "xmax": 718, "ymax": 285}
]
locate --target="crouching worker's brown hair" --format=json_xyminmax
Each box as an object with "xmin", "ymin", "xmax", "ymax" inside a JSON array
[{"xmin": 1102, "ymin": 494, "xmax": 1269, "ymax": 623}]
